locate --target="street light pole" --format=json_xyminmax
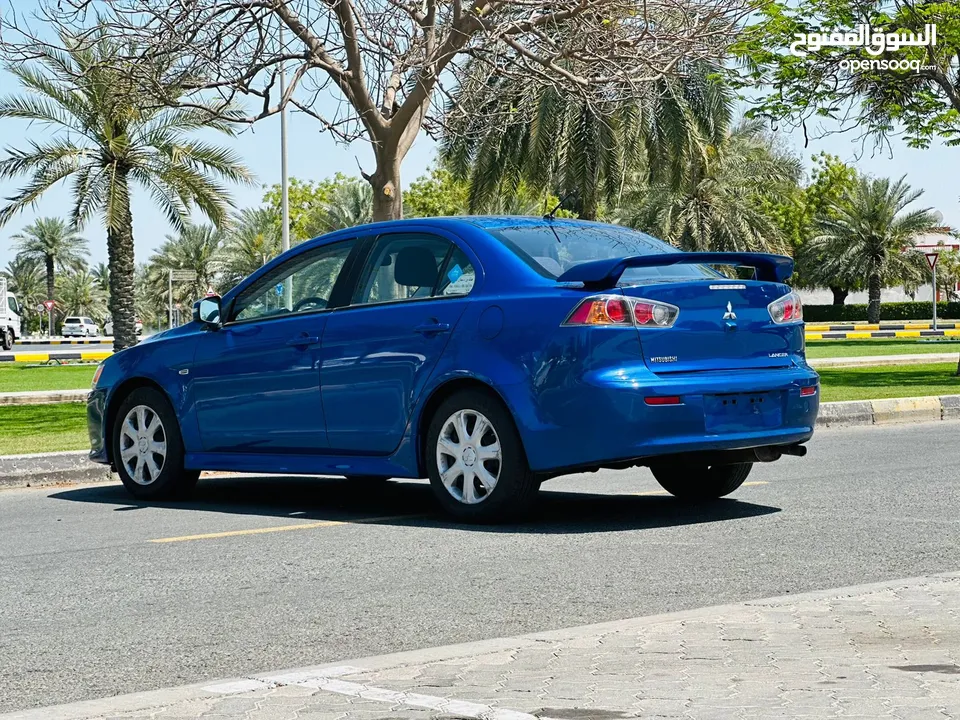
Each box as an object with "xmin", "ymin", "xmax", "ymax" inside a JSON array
[{"xmin": 279, "ymin": 25, "xmax": 292, "ymax": 311}]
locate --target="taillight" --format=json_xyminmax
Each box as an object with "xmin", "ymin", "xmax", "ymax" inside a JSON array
[
  {"xmin": 800, "ymin": 385, "xmax": 817, "ymax": 397},
  {"xmin": 563, "ymin": 295, "xmax": 633, "ymax": 326},
  {"xmin": 768, "ymin": 291, "xmax": 803, "ymax": 324},
  {"xmin": 563, "ymin": 295, "xmax": 679, "ymax": 328}
]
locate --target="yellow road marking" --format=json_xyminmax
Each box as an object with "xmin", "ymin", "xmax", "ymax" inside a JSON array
[
  {"xmin": 149, "ymin": 514, "xmax": 419, "ymax": 544},
  {"xmin": 80, "ymin": 351, "xmax": 112, "ymax": 361},
  {"xmin": 631, "ymin": 480, "xmax": 768, "ymax": 496},
  {"xmin": 13, "ymin": 353, "xmax": 49, "ymax": 362}
]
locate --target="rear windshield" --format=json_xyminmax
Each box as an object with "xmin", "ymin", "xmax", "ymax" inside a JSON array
[
  {"xmin": 485, "ymin": 223, "xmax": 720, "ymax": 284},
  {"xmin": 64, "ymin": 317, "xmax": 81, "ymax": 324}
]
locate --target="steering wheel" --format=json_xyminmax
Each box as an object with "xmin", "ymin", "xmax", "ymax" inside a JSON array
[{"xmin": 293, "ymin": 296, "xmax": 328, "ymax": 313}]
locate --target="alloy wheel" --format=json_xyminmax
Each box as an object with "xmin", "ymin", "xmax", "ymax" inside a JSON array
[
  {"xmin": 119, "ymin": 405, "xmax": 167, "ymax": 485},
  {"xmin": 436, "ymin": 409, "xmax": 502, "ymax": 504}
]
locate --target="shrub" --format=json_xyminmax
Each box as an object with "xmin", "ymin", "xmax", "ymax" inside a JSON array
[{"xmin": 804, "ymin": 302, "xmax": 960, "ymax": 323}]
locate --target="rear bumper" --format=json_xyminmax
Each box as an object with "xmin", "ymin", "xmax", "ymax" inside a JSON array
[{"xmin": 515, "ymin": 363, "xmax": 819, "ymax": 472}]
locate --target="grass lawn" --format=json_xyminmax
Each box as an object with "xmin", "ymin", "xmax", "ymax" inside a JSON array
[
  {"xmin": 0, "ymin": 403, "xmax": 90, "ymax": 455},
  {"xmin": 806, "ymin": 339, "xmax": 960, "ymax": 359},
  {"xmin": 0, "ymin": 363, "xmax": 97, "ymax": 392},
  {"xmin": 818, "ymin": 362, "xmax": 960, "ymax": 402}
]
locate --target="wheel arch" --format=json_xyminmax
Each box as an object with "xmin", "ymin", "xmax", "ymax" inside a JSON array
[
  {"xmin": 104, "ymin": 377, "xmax": 175, "ymax": 465},
  {"xmin": 415, "ymin": 376, "xmax": 527, "ymax": 476}
]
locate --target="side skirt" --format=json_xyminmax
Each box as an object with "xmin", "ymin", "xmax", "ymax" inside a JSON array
[{"xmin": 184, "ymin": 452, "xmax": 422, "ymax": 479}]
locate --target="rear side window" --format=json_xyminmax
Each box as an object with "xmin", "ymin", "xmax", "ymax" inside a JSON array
[
  {"xmin": 485, "ymin": 223, "xmax": 719, "ymax": 284},
  {"xmin": 353, "ymin": 233, "xmax": 475, "ymax": 305}
]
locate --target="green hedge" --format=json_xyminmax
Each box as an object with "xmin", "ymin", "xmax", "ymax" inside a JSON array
[{"xmin": 805, "ymin": 301, "xmax": 960, "ymax": 323}]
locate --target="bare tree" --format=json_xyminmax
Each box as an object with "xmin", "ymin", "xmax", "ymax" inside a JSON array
[{"xmin": 2, "ymin": 0, "xmax": 755, "ymax": 221}]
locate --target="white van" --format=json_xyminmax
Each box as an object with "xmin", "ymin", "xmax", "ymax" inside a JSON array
[{"xmin": 0, "ymin": 278, "xmax": 22, "ymax": 350}]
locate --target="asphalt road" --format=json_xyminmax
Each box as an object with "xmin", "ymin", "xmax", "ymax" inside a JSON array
[{"xmin": 2, "ymin": 422, "xmax": 959, "ymax": 713}]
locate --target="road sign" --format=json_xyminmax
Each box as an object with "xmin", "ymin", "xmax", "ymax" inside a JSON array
[
  {"xmin": 43, "ymin": 300, "xmax": 55, "ymax": 310},
  {"xmin": 170, "ymin": 270, "xmax": 197, "ymax": 281},
  {"xmin": 35, "ymin": 303, "xmax": 44, "ymax": 313},
  {"xmin": 925, "ymin": 252, "xmax": 940, "ymax": 270}
]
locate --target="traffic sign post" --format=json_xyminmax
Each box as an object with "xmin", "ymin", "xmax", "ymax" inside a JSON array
[
  {"xmin": 925, "ymin": 252, "xmax": 940, "ymax": 331},
  {"xmin": 43, "ymin": 299, "xmax": 55, "ymax": 338}
]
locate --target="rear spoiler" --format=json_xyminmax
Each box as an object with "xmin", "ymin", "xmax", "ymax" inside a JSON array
[{"xmin": 555, "ymin": 252, "xmax": 794, "ymax": 289}]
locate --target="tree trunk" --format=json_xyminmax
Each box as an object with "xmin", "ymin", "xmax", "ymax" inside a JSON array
[
  {"xmin": 830, "ymin": 286, "xmax": 848, "ymax": 305},
  {"xmin": 867, "ymin": 272, "xmax": 882, "ymax": 324},
  {"xmin": 44, "ymin": 255, "xmax": 55, "ymax": 302},
  {"xmin": 369, "ymin": 153, "xmax": 403, "ymax": 222},
  {"xmin": 106, "ymin": 177, "xmax": 138, "ymax": 351}
]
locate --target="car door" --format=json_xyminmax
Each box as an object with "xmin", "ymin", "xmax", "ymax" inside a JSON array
[
  {"xmin": 320, "ymin": 231, "xmax": 479, "ymax": 454},
  {"xmin": 190, "ymin": 238, "xmax": 361, "ymax": 453}
]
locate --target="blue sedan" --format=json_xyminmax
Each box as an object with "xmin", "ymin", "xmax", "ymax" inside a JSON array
[{"xmin": 88, "ymin": 217, "xmax": 819, "ymax": 522}]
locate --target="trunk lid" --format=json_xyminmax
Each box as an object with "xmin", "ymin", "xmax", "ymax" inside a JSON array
[{"xmin": 621, "ymin": 280, "xmax": 800, "ymax": 373}]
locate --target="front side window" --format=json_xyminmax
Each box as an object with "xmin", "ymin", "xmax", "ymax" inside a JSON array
[
  {"xmin": 353, "ymin": 234, "xmax": 475, "ymax": 306},
  {"xmin": 7, "ymin": 296, "xmax": 19, "ymax": 314},
  {"xmin": 231, "ymin": 239, "xmax": 355, "ymax": 322}
]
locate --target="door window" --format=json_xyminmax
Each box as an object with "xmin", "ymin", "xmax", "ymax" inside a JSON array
[
  {"xmin": 353, "ymin": 234, "xmax": 475, "ymax": 306},
  {"xmin": 231, "ymin": 239, "xmax": 355, "ymax": 322}
]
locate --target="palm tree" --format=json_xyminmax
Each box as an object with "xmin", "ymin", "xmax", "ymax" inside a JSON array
[
  {"xmin": 307, "ymin": 181, "xmax": 373, "ymax": 234},
  {"xmin": 221, "ymin": 207, "xmax": 283, "ymax": 289},
  {"xmin": 441, "ymin": 60, "xmax": 731, "ymax": 219},
  {"xmin": 2, "ymin": 256, "xmax": 45, "ymax": 333},
  {"xmin": 0, "ymin": 29, "xmax": 253, "ymax": 349},
  {"xmin": 803, "ymin": 176, "xmax": 947, "ymax": 323},
  {"xmin": 57, "ymin": 269, "xmax": 107, "ymax": 321},
  {"xmin": 11, "ymin": 218, "xmax": 88, "ymax": 307},
  {"xmin": 91, "ymin": 262, "xmax": 110, "ymax": 297},
  {"xmin": 618, "ymin": 118, "xmax": 802, "ymax": 254},
  {"xmin": 146, "ymin": 224, "xmax": 224, "ymax": 315}
]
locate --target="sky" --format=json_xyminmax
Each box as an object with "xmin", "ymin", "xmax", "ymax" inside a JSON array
[{"xmin": 0, "ymin": 57, "xmax": 957, "ymax": 271}]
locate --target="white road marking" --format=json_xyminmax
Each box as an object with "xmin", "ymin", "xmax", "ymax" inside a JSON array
[{"xmin": 205, "ymin": 665, "xmax": 549, "ymax": 720}]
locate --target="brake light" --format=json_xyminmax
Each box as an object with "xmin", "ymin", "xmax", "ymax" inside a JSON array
[
  {"xmin": 768, "ymin": 291, "xmax": 803, "ymax": 324},
  {"xmin": 564, "ymin": 295, "xmax": 679, "ymax": 328},
  {"xmin": 563, "ymin": 296, "xmax": 632, "ymax": 326}
]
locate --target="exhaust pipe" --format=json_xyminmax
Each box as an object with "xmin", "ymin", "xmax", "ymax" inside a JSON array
[{"xmin": 752, "ymin": 443, "xmax": 807, "ymax": 463}]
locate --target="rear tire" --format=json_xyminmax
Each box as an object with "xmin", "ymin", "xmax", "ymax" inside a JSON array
[
  {"xmin": 652, "ymin": 462, "xmax": 753, "ymax": 501},
  {"xmin": 426, "ymin": 389, "xmax": 539, "ymax": 523},
  {"xmin": 112, "ymin": 387, "xmax": 200, "ymax": 500},
  {"xmin": 1, "ymin": 328, "xmax": 12, "ymax": 351}
]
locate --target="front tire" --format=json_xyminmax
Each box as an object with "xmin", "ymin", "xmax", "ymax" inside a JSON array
[
  {"xmin": 651, "ymin": 462, "xmax": 753, "ymax": 501},
  {"xmin": 1, "ymin": 328, "xmax": 12, "ymax": 351},
  {"xmin": 112, "ymin": 387, "xmax": 199, "ymax": 500},
  {"xmin": 426, "ymin": 389, "xmax": 539, "ymax": 523}
]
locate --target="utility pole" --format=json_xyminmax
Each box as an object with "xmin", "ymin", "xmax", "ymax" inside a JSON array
[{"xmin": 280, "ymin": 25, "xmax": 293, "ymax": 311}]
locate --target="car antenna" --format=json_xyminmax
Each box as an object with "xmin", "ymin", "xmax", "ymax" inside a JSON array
[
  {"xmin": 543, "ymin": 191, "xmax": 575, "ymax": 243},
  {"xmin": 543, "ymin": 191, "xmax": 574, "ymax": 221}
]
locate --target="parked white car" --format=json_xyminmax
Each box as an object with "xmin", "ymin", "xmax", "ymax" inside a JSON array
[
  {"xmin": 103, "ymin": 318, "xmax": 143, "ymax": 336},
  {"xmin": 62, "ymin": 316, "xmax": 100, "ymax": 337},
  {"xmin": 0, "ymin": 278, "xmax": 21, "ymax": 350}
]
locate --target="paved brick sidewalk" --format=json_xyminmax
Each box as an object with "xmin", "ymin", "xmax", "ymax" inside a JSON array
[{"xmin": 8, "ymin": 574, "xmax": 960, "ymax": 720}]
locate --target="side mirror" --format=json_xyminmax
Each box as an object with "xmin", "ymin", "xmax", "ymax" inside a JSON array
[{"xmin": 193, "ymin": 296, "xmax": 222, "ymax": 329}]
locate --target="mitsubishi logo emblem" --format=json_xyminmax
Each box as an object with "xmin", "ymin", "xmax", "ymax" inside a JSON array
[{"xmin": 723, "ymin": 302, "xmax": 737, "ymax": 321}]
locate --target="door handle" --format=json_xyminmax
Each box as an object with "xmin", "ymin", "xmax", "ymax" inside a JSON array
[
  {"xmin": 286, "ymin": 335, "xmax": 320, "ymax": 347},
  {"xmin": 414, "ymin": 321, "xmax": 451, "ymax": 335}
]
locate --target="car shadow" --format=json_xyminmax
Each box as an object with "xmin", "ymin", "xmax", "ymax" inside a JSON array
[{"xmin": 48, "ymin": 474, "xmax": 780, "ymax": 534}]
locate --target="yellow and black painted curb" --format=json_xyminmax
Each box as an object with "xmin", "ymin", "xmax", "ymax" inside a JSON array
[
  {"xmin": 0, "ymin": 350, "xmax": 112, "ymax": 363},
  {"xmin": 805, "ymin": 322, "xmax": 959, "ymax": 332},
  {"xmin": 806, "ymin": 329, "xmax": 960, "ymax": 340},
  {"xmin": 14, "ymin": 338, "xmax": 109, "ymax": 345}
]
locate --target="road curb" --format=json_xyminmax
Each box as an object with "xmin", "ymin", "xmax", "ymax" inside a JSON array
[
  {"xmin": 0, "ymin": 450, "xmax": 113, "ymax": 489},
  {"xmin": 0, "ymin": 350, "xmax": 111, "ymax": 363},
  {"xmin": 0, "ymin": 389, "xmax": 88, "ymax": 405},
  {"xmin": 815, "ymin": 393, "xmax": 960, "ymax": 427}
]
